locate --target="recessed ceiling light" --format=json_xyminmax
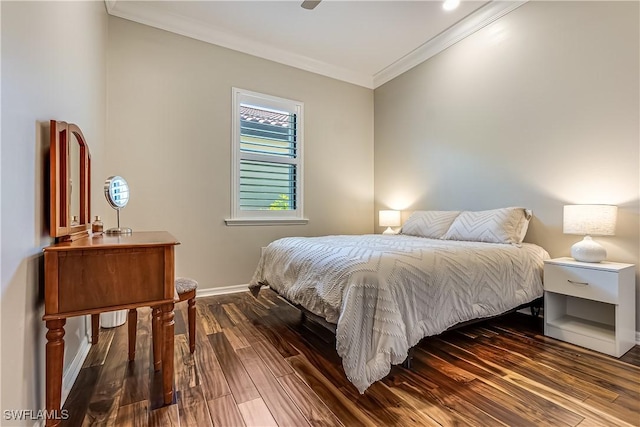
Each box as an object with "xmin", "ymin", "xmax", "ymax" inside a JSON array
[{"xmin": 443, "ymin": 0, "xmax": 460, "ymax": 11}]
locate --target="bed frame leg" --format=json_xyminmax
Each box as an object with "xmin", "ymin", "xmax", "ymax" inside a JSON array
[
  {"xmin": 530, "ymin": 298, "xmax": 543, "ymax": 317},
  {"xmin": 402, "ymin": 347, "xmax": 415, "ymax": 369}
]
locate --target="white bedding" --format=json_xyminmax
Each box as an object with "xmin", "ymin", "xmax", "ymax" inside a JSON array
[{"xmin": 249, "ymin": 234, "xmax": 549, "ymax": 393}]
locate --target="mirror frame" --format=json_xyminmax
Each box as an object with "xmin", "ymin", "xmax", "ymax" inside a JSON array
[
  {"xmin": 49, "ymin": 120, "xmax": 91, "ymax": 240},
  {"xmin": 104, "ymin": 176, "xmax": 130, "ymax": 210}
]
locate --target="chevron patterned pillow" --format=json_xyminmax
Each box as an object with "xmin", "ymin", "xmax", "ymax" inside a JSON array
[
  {"xmin": 401, "ymin": 210, "xmax": 461, "ymax": 239},
  {"xmin": 443, "ymin": 207, "xmax": 531, "ymax": 244}
]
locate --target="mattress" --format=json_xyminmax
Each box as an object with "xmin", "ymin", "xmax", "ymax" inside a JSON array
[{"xmin": 249, "ymin": 234, "xmax": 549, "ymax": 393}]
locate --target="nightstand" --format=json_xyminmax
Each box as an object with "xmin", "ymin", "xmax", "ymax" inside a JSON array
[{"xmin": 544, "ymin": 257, "xmax": 636, "ymax": 357}]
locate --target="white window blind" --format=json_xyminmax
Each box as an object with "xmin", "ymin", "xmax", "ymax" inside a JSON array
[
  {"xmin": 239, "ymin": 105, "xmax": 297, "ymax": 211},
  {"xmin": 227, "ymin": 88, "xmax": 306, "ymax": 225}
]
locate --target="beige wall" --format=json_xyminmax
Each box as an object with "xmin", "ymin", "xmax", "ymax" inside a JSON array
[
  {"xmin": 105, "ymin": 17, "xmax": 374, "ymax": 289},
  {"xmin": 375, "ymin": 2, "xmax": 640, "ymax": 328},
  {"xmin": 1, "ymin": 2, "xmax": 637, "ymax": 418},
  {"xmin": 1, "ymin": 1, "xmax": 108, "ymax": 421}
]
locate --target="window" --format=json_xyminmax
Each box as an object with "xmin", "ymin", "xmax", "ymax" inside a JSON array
[{"xmin": 226, "ymin": 88, "xmax": 306, "ymax": 225}]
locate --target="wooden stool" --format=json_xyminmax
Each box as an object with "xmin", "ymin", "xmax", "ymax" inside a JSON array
[{"xmin": 125, "ymin": 277, "xmax": 198, "ymax": 367}]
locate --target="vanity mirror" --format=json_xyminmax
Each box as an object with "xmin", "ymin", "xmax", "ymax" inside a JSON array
[
  {"xmin": 49, "ymin": 120, "xmax": 91, "ymax": 241},
  {"xmin": 104, "ymin": 175, "xmax": 132, "ymax": 235}
]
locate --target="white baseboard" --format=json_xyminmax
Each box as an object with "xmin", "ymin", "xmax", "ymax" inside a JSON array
[
  {"xmin": 61, "ymin": 336, "xmax": 91, "ymax": 406},
  {"xmin": 196, "ymin": 283, "xmax": 250, "ymax": 298}
]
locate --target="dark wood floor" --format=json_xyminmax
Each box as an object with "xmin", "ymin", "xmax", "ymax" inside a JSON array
[{"xmin": 63, "ymin": 289, "xmax": 640, "ymax": 426}]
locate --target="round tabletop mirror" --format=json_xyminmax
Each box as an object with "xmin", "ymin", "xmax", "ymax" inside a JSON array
[{"xmin": 104, "ymin": 175, "xmax": 132, "ymax": 234}]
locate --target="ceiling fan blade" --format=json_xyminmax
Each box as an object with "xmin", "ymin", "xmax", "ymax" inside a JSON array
[{"xmin": 301, "ymin": 0, "xmax": 321, "ymax": 10}]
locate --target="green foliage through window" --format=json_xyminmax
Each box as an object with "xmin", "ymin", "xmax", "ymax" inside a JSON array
[{"xmin": 269, "ymin": 194, "xmax": 290, "ymax": 210}]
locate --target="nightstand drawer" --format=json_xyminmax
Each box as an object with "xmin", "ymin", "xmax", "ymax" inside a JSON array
[{"xmin": 544, "ymin": 264, "xmax": 618, "ymax": 304}]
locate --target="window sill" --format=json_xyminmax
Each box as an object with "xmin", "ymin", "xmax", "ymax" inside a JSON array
[{"xmin": 224, "ymin": 218, "xmax": 309, "ymax": 226}]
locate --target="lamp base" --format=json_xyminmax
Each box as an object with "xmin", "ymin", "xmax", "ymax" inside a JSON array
[
  {"xmin": 382, "ymin": 227, "xmax": 397, "ymax": 235},
  {"xmin": 571, "ymin": 236, "xmax": 606, "ymax": 263}
]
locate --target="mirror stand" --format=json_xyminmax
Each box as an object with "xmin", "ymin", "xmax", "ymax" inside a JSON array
[{"xmin": 105, "ymin": 209, "xmax": 132, "ymax": 235}]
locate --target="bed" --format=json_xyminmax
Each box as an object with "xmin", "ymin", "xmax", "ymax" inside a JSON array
[{"xmin": 249, "ymin": 208, "xmax": 550, "ymax": 393}]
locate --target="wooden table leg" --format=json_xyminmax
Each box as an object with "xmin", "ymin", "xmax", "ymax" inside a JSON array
[
  {"xmin": 161, "ymin": 302, "xmax": 175, "ymax": 405},
  {"xmin": 188, "ymin": 298, "xmax": 196, "ymax": 353},
  {"xmin": 128, "ymin": 309, "xmax": 137, "ymax": 361},
  {"xmin": 152, "ymin": 306, "xmax": 162, "ymax": 371},
  {"xmin": 91, "ymin": 313, "xmax": 99, "ymax": 344},
  {"xmin": 45, "ymin": 318, "xmax": 66, "ymax": 427}
]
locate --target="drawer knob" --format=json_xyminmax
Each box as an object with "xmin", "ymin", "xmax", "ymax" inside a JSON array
[{"xmin": 567, "ymin": 279, "xmax": 589, "ymax": 286}]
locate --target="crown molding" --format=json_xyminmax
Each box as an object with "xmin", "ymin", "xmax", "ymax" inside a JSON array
[
  {"xmin": 373, "ymin": 1, "xmax": 528, "ymax": 88},
  {"xmin": 105, "ymin": 0, "xmax": 375, "ymax": 88},
  {"xmin": 105, "ymin": 1, "xmax": 527, "ymax": 90}
]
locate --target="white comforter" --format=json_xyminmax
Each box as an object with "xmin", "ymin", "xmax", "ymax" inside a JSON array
[{"xmin": 249, "ymin": 234, "xmax": 549, "ymax": 393}]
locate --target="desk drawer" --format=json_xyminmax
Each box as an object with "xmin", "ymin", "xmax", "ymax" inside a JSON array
[
  {"xmin": 57, "ymin": 247, "xmax": 166, "ymax": 313},
  {"xmin": 544, "ymin": 264, "xmax": 619, "ymax": 304}
]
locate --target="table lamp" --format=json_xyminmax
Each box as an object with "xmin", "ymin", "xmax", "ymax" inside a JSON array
[
  {"xmin": 563, "ymin": 204, "xmax": 617, "ymax": 263},
  {"xmin": 379, "ymin": 210, "xmax": 401, "ymax": 235}
]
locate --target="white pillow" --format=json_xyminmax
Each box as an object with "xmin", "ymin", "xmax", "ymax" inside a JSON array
[
  {"xmin": 443, "ymin": 207, "xmax": 531, "ymax": 245},
  {"xmin": 401, "ymin": 211, "xmax": 461, "ymax": 239}
]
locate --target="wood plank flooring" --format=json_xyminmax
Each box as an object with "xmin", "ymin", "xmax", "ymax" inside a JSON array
[{"xmin": 63, "ymin": 289, "xmax": 640, "ymax": 426}]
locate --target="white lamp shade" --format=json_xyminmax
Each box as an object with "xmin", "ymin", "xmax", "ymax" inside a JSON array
[
  {"xmin": 379, "ymin": 210, "xmax": 401, "ymax": 227},
  {"xmin": 563, "ymin": 205, "xmax": 617, "ymax": 236}
]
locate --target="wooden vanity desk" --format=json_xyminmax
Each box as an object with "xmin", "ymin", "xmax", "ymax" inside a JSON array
[{"xmin": 43, "ymin": 231, "xmax": 179, "ymax": 427}]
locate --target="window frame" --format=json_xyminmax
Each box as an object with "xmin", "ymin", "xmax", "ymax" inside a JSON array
[{"xmin": 226, "ymin": 87, "xmax": 307, "ymax": 226}]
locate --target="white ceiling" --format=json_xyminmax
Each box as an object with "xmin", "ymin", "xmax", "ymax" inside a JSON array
[{"xmin": 105, "ymin": 1, "xmax": 526, "ymax": 88}]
